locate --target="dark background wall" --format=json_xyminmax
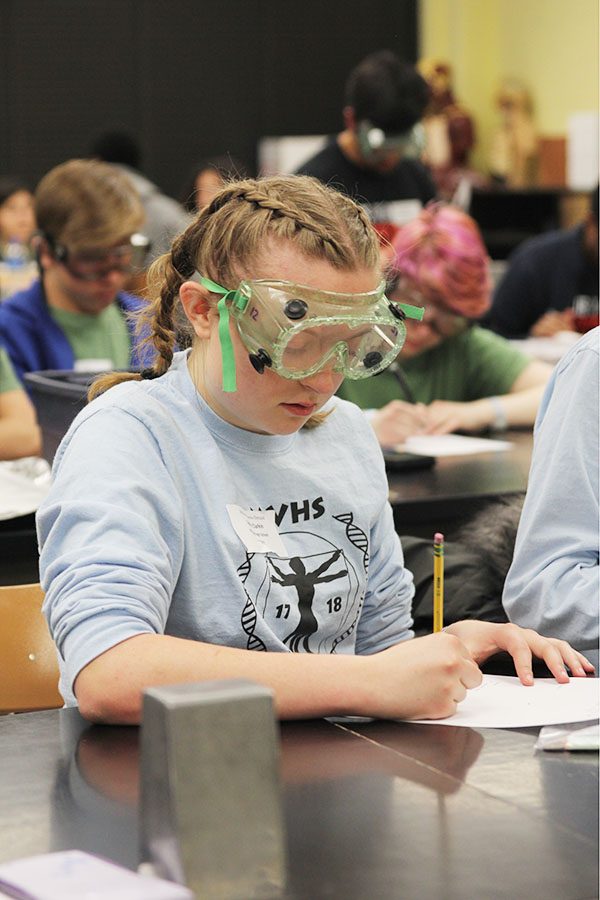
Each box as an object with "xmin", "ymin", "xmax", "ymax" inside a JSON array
[{"xmin": 0, "ymin": 0, "xmax": 418, "ymax": 200}]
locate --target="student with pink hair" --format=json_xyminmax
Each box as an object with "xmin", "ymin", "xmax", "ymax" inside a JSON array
[{"xmin": 337, "ymin": 204, "xmax": 552, "ymax": 446}]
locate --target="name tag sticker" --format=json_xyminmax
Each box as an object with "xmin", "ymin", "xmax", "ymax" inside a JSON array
[{"xmin": 226, "ymin": 504, "xmax": 288, "ymax": 556}]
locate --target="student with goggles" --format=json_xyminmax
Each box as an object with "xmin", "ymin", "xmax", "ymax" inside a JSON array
[
  {"xmin": 0, "ymin": 159, "xmax": 152, "ymax": 389},
  {"xmin": 337, "ymin": 204, "xmax": 553, "ymax": 446},
  {"xmin": 296, "ymin": 50, "xmax": 436, "ymax": 249},
  {"xmin": 37, "ymin": 175, "xmax": 593, "ymax": 726}
]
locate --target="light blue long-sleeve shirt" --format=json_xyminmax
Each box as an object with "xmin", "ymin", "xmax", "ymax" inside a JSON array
[
  {"xmin": 503, "ymin": 328, "xmax": 599, "ymax": 650},
  {"xmin": 37, "ymin": 351, "xmax": 415, "ymax": 705}
]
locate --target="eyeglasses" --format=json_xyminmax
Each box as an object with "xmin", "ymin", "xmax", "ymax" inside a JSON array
[{"xmin": 44, "ymin": 232, "xmax": 150, "ymax": 282}]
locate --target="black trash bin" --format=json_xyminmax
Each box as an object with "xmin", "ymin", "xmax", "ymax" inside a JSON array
[{"xmin": 24, "ymin": 370, "xmax": 99, "ymax": 464}]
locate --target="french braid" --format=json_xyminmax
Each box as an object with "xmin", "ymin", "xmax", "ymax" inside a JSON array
[{"xmin": 212, "ymin": 185, "xmax": 346, "ymax": 256}]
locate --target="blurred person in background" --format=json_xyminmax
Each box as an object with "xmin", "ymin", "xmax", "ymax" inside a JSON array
[
  {"xmin": 90, "ymin": 129, "xmax": 190, "ymax": 262},
  {"xmin": 181, "ymin": 155, "xmax": 249, "ymax": 214},
  {"xmin": 0, "ymin": 176, "xmax": 38, "ymax": 301},
  {"xmin": 296, "ymin": 50, "xmax": 436, "ymax": 250},
  {"xmin": 486, "ymin": 184, "xmax": 599, "ymax": 338},
  {"xmin": 337, "ymin": 204, "xmax": 552, "ymax": 446},
  {"xmin": 0, "ymin": 343, "xmax": 40, "ymax": 459},
  {"xmin": 0, "ymin": 159, "xmax": 152, "ymax": 388}
]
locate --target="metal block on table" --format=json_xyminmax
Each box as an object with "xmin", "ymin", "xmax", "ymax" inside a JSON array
[{"xmin": 140, "ymin": 679, "xmax": 286, "ymax": 898}]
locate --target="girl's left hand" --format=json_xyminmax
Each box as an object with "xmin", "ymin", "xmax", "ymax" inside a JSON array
[{"xmin": 444, "ymin": 620, "xmax": 595, "ymax": 685}]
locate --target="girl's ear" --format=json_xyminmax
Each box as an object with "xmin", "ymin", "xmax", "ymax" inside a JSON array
[{"xmin": 179, "ymin": 280, "xmax": 214, "ymax": 338}]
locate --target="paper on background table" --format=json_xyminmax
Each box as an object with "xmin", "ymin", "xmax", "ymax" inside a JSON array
[
  {"xmin": 407, "ymin": 674, "xmax": 599, "ymax": 729},
  {"xmin": 0, "ymin": 850, "xmax": 193, "ymax": 900},
  {"xmin": 0, "ymin": 458, "xmax": 51, "ymax": 521},
  {"xmin": 509, "ymin": 331, "xmax": 581, "ymax": 365},
  {"xmin": 395, "ymin": 433, "xmax": 513, "ymax": 457}
]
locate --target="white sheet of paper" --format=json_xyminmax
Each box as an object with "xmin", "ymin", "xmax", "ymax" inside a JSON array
[
  {"xmin": 407, "ymin": 674, "xmax": 599, "ymax": 728},
  {"xmin": 395, "ymin": 434, "xmax": 513, "ymax": 457},
  {"xmin": 0, "ymin": 850, "xmax": 193, "ymax": 899}
]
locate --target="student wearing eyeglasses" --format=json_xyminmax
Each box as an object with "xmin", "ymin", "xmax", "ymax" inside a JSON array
[
  {"xmin": 337, "ymin": 204, "xmax": 553, "ymax": 446},
  {"xmin": 0, "ymin": 159, "xmax": 153, "ymax": 388}
]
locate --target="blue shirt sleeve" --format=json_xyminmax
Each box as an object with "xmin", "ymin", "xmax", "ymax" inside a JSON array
[
  {"xmin": 37, "ymin": 406, "xmax": 185, "ymax": 703},
  {"xmin": 502, "ymin": 331, "xmax": 599, "ymax": 650}
]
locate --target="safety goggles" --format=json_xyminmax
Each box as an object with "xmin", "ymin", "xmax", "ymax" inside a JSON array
[
  {"xmin": 195, "ymin": 274, "xmax": 425, "ymax": 392},
  {"xmin": 357, "ymin": 121, "xmax": 426, "ymax": 161},
  {"xmin": 43, "ymin": 232, "xmax": 150, "ymax": 282}
]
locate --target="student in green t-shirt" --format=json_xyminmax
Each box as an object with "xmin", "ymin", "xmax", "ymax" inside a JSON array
[
  {"xmin": 0, "ymin": 347, "xmax": 40, "ymax": 459},
  {"xmin": 337, "ymin": 205, "xmax": 552, "ymax": 446}
]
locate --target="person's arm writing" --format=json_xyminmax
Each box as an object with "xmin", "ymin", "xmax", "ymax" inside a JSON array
[
  {"xmin": 370, "ymin": 400, "xmax": 430, "ymax": 445},
  {"xmin": 422, "ymin": 359, "xmax": 552, "ymax": 435},
  {"xmin": 74, "ymin": 622, "xmax": 594, "ymax": 726},
  {"xmin": 369, "ymin": 360, "xmax": 551, "ymax": 443},
  {"xmin": 73, "ymin": 630, "xmax": 482, "ymax": 725}
]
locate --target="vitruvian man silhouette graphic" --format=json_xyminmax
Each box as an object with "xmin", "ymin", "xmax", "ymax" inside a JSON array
[{"xmin": 269, "ymin": 549, "xmax": 347, "ymax": 652}]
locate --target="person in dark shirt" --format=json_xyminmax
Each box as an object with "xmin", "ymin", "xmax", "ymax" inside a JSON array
[
  {"xmin": 296, "ymin": 50, "xmax": 437, "ymax": 249},
  {"xmin": 485, "ymin": 184, "xmax": 598, "ymax": 338}
]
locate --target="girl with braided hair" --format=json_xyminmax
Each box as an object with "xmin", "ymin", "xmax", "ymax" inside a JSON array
[
  {"xmin": 338, "ymin": 204, "xmax": 552, "ymax": 447},
  {"xmin": 38, "ymin": 175, "xmax": 593, "ymax": 724}
]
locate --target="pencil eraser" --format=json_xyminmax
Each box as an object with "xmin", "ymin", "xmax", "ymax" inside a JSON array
[{"xmin": 434, "ymin": 532, "xmax": 444, "ymax": 542}]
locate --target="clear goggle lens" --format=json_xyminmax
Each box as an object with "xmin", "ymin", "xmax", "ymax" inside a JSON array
[
  {"xmin": 277, "ymin": 318, "xmax": 403, "ymax": 378},
  {"xmin": 357, "ymin": 121, "xmax": 426, "ymax": 160}
]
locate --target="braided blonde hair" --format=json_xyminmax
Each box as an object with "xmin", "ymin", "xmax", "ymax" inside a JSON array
[{"xmin": 89, "ymin": 175, "xmax": 380, "ymax": 428}]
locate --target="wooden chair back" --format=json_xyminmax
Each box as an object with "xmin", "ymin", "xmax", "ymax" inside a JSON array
[{"xmin": 0, "ymin": 583, "xmax": 63, "ymax": 713}]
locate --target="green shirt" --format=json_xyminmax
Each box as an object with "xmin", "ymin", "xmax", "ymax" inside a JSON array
[
  {"xmin": 337, "ymin": 326, "xmax": 531, "ymax": 408},
  {"xmin": 50, "ymin": 303, "xmax": 131, "ymax": 369},
  {"xmin": 0, "ymin": 347, "xmax": 21, "ymax": 394}
]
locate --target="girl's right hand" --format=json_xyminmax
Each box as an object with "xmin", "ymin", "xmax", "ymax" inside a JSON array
[
  {"xmin": 371, "ymin": 400, "xmax": 430, "ymax": 446},
  {"xmin": 362, "ymin": 632, "xmax": 483, "ymax": 721}
]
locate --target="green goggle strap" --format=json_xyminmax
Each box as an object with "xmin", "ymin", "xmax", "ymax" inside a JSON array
[
  {"xmin": 396, "ymin": 301, "xmax": 425, "ymax": 322},
  {"xmin": 197, "ymin": 275, "xmax": 248, "ymax": 392}
]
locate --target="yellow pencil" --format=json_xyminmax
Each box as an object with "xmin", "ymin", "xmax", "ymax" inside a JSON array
[{"xmin": 433, "ymin": 532, "xmax": 444, "ymax": 633}]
